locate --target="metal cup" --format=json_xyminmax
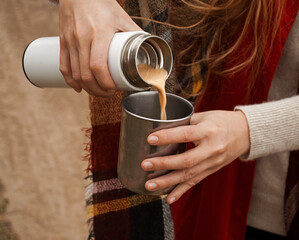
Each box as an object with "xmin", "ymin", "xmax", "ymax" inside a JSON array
[{"xmin": 118, "ymin": 92, "xmax": 194, "ymax": 195}]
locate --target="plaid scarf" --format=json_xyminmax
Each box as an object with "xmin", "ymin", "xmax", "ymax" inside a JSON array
[
  {"xmin": 86, "ymin": 93, "xmax": 174, "ymax": 240},
  {"xmin": 85, "ymin": 1, "xmax": 176, "ymax": 239}
]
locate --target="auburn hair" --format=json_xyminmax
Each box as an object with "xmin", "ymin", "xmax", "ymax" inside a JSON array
[{"xmin": 133, "ymin": 0, "xmax": 285, "ymax": 101}]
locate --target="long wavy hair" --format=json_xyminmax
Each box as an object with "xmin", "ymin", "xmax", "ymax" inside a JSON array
[{"xmin": 133, "ymin": 0, "xmax": 285, "ymax": 101}]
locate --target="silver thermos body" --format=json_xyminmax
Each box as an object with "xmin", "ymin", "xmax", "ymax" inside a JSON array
[{"xmin": 22, "ymin": 31, "xmax": 173, "ymax": 91}]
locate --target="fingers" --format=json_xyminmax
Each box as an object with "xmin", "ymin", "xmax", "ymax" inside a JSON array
[
  {"xmin": 142, "ymin": 146, "xmax": 210, "ymax": 171},
  {"xmin": 148, "ymin": 125, "xmax": 203, "ymax": 145},
  {"xmin": 59, "ymin": 5, "xmax": 82, "ymax": 93},
  {"xmin": 165, "ymin": 169, "xmax": 214, "ymax": 204},
  {"xmin": 90, "ymin": 33, "xmax": 116, "ymax": 90},
  {"xmin": 190, "ymin": 112, "xmax": 204, "ymax": 125},
  {"xmin": 166, "ymin": 160, "xmax": 227, "ymax": 204},
  {"xmin": 59, "ymin": 39, "xmax": 82, "ymax": 92},
  {"xmin": 76, "ymin": 33, "xmax": 116, "ymax": 97},
  {"xmin": 142, "ymin": 140, "xmax": 229, "ymax": 172},
  {"xmin": 68, "ymin": 38, "xmax": 82, "ymax": 84},
  {"xmin": 142, "ymin": 110, "xmax": 246, "ymax": 204},
  {"xmin": 145, "ymin": 161, "xmax": 209, "ymax": 191},
  {"xmin": 144, "ymin": 158, "xmax": 227, "ymax": 204},
  {"xmin": 60, "ymin": 31, "xmax": 116, "ymax": 97},
  {"xmin": 57, "ymin": 0, "xmax": 143, "ymax": 96}
]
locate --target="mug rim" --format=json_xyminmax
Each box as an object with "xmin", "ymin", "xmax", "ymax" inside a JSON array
[{"xmin": 121, "ymin": 91, "xmax": 194, "ymax": 123}]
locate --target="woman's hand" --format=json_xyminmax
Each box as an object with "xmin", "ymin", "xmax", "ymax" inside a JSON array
[
  {"xmin": 141, "ymin": 110, "xmax": 250, "ymax": 204},
  {"xmin": 59, "ymin": 0, "xmax": 142, "ymax": 96}
]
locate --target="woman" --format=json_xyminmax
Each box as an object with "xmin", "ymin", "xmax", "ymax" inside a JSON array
[{"xmin": 48, "ymin": 0, "xmax": 298, "ymax": 239}]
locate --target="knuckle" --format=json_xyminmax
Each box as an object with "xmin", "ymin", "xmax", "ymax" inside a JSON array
[
  {"xmin": 59, "ymin": 34, "xmax": 67, "ymax": 44},
  {"xmin": 72, "ymin": 73, "xmax": 81, "ymax": 82},
  {"xmin": 90, "ymin": 60, "xmax": 105, "ymax": 72},
  {"xmin": 207, "ymin": 125, "xmax": 218, "ymax": 136},
  {"xmin": 100, "ymin": 81, "xmax": 114, "ymax": 90},
  {"xmin": 158, "ymin": 158, "xmax": 169, "ymax": 169},
  {"xmin": 214, "ymin": 156, "xmax": 225, "ymax": 166},
  {"xmin": 186, "ymin": 179, "xmax": 197, "ymax": 189},
  {"xmin": 81, "ymin": 73, "xmax": 94, "ymax": 83},
  {"xmin": 62, "ymin": 33, "xmax": 73, "ymax": 45},
  {"xmin": 90, "ymin": 60, "xmax": 115, "ymax": 90},
  {"xmin": 214, "ymin": 143, "xmax": 227, "ymax": 155},
  {"xmin": 64, "ymin": 78, "xmax": 72, "ymax": 85},
  {"xmin": 73, "ymin": 30, "xmax": 87, "ymax": 46},
  {"xmin": 182, "ymin": 126, "xmax": 194, "ymax": 142},
  {"xmin": 183, "ymin": 157, "xmax": 195, "ymax": 168},
  {"xmin": 182, "ymin": 169, "xmax": 196, "ymax": 182},
  {"xmin": 59, "ymin": 65, "xmax": 71, "ymax": 76},
  {"xmin": 73, "ymin": 30, "xmax": 81, "ymax": 42}
]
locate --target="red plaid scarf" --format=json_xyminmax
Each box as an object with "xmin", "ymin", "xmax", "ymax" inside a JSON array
[{"xmin": 86, "ymin": 1, "xmax": 175, "ymax": 239}]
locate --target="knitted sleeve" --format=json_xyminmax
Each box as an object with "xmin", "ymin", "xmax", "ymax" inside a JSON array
[{"xmin": 235, "ymin": 95, "xmax": 299, "ymax": 160}]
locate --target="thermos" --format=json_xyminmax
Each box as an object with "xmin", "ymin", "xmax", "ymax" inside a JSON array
[{"xmin": 22, "ymin": 31, "xmax": 173, "ymax": 91}]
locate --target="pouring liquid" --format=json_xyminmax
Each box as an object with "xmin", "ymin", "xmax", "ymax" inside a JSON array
[{"xmin": 137, "ymin": 64, "xmax": 168, "ymax": 120}]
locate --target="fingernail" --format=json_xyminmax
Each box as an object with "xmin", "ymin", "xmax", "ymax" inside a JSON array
[
  {"xmin": 169, "ymin": 197, "xmax": 176, "ymax": 204},
  {"xmin": 147, "ymin": 182, "xmax": 157, "ymax": 190},
  {"xmin": 148, "ymin": 135, "xmax": 158, "ymax": 144},
  {"xmin": 142, "ymin": 161, "xmax": 153, "ymax": 170}
]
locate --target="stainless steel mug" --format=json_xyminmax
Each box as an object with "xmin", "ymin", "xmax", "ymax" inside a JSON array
[{"xmin": 118, "ymin": 92, "xmax": 194, "ymax": 195}]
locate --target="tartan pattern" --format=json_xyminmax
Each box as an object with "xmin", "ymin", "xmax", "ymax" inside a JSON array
[
  {"xmin": 85, "ymin": 1, "xmax": 176, "ymax": 239},
  {"xmin": 83, "ymin": 0, "xmax": 206, "ymax": 238},
  {"xmin": 87, "ymin": 95, "xmax": 174, "ymax": 239},
  {"xmin": 85, "ymin": 174, "xmax": 172, "ymax": 240}
]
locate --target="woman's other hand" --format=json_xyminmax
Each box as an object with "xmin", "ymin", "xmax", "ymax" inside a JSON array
[
  {"xmin": 59, "ymin": 0, "xmax": 142, "ymax": 96},
  {"xmin": 141, "ymin": 110, "xmax": 250, "ymax": 204}
]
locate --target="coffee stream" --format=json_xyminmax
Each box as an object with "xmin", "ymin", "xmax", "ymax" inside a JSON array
[{"xmin": 137, "ymin": 64, "xmax": 168, "ymax": 120}]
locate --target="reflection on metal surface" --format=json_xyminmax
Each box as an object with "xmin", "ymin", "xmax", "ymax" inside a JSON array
[{"xmin": 118, "ymin": 92, "xmax": 194, "ymax": 195}]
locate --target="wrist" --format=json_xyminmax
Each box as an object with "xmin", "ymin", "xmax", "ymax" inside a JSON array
[{"xmin": 234, "ymin": 110, "xmax": 250, "ymax": 157}]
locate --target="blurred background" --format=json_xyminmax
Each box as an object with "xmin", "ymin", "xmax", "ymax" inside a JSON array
[{"xmin": 0, "ymin": 0, "xmax": 89, "ymax": 239}]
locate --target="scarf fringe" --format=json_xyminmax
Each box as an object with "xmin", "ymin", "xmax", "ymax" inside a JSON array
[
  {"xmin": 82, "ymin": 128, "xmax": 93, "ymax": 174},
  {"xmin": 82, "ymin": 128, "xmax": 95, "ymax": 240}
]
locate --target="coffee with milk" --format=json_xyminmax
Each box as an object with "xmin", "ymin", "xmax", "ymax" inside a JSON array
[{"xmin": 138, "ymin": 64, "xmax": 168, "ymax": 120}]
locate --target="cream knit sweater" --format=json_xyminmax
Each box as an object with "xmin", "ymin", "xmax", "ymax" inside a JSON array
[{"xmin": 235, "ymin": 12, "xmax": 299, "ymax": 236}]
